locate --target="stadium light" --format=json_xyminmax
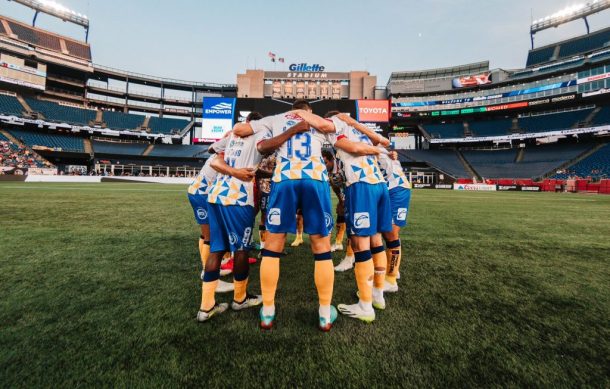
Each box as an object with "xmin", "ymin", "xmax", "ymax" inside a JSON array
[
  {"xmin": 9, "ymin": 0, "xmax": 90, "ymax": 41},
  {"xmin": 530, "ymin": 0, "xmax": 610, "ymax": 48}
]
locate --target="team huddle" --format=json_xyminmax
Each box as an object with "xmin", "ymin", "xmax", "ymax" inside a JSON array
[{"xmin": 187, "ymin": 100, "xmax": 412, "ymax": 331}]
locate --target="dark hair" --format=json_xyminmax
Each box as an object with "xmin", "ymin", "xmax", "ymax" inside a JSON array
[
  {"xmin": 292, "ymin": 99, "xmax": 311, "ymax": 110},
  {"xmin": 321, "ymin": 149, "xmax": 334, "ymax": 161},
  {"xmin": 324, "ymin": 110, "xmax": 340, "ymax": 118},
  {"xmin": 246, "ymin": 112, "xmax": 263, "ymax": 122}
]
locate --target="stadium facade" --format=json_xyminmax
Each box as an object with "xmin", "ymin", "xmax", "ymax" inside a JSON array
[{"xmin": 0, "ymin": 2, "xmax": 609, "ymax": 192}]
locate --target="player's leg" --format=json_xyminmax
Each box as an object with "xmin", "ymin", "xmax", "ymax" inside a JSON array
[
  {"xmin": 334, "ymin": 197, "xmax": 354, "ymax": 271},
  {"xmin": 338, "ymin": 235, "xmax": 375, "ymax": 322},
  {"xmin": 301, "ymin": 180, "xmax": 337, "ymax": 331},
  {"xmin": 259, "ymin": 180, "xmax": 296, "ymax": 329},
  {"xmin": 382, "ymin": 226, "xmax": 401, "ymax": 293},
  {"xmin": 370, "ymin": 233, "xmax": 386, "ymax": 310},
  {"xmin": 331, "ymin": 188, "xmax": 346, "ymax": 252},
  {"xmin": 290, "ymin": 209, "xmax": 304, "ymax": 246}
]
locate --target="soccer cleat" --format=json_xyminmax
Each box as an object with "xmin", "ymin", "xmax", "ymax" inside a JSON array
[
  {"xmin": 383, "ymin": 280, "xmax": 399, "ymax": 293},
  {"xmin": 290, "ymin": 236, "xmax": 304, "ymax": 247},
  {"xmin": 216, "ymin": 279, "xmax": 234, "ymax": 293},
  {"xmin": 248, "ymin": 257, "xmax": 257, "ymax": 265},
  {"xmin": 331, "ymin": 242, "xmax": 344, "ymax": 252},
  {"xmin": 259, "ymin": 307, "xmax": 276, "ymax": 330},
  {"xmin": 337, "ymin": 302, "xmax": 375, "ymax": 323},
  {"xmin": 231, "ymin": 294, "xmax": 262, "ymax": 311},
  {"xmin": 357, "ymin": 291, "xmax": 386, "ymax": 310},
  {"xmin": 318, "ymin": 305, "xmax": 338, "ymax": 332},
  {"xmin": 196, "ymin": 303, "xmax": 228, "ymax": 322},
  {"xmin": 220, "ymin": 258, "xmax": 233, "ymax": 276},
  {"xmin": 334, "ymin": 255, "xmax": 355, "ymax": 272}
]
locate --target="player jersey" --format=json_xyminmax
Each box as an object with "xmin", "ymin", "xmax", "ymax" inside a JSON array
[
  {"xmin": 187, "ymin": 137, "xmax": 229, "ymax": 195},
  {"xmin": 377, "ymin": 148, "xmax": 412, "ymax": 190},
  {"xmin": 250, "ymin": 112, "xmax": 330, "ymax": 183},
  {"xmin": 328, "ymin": 116, "xmax": 385, "ymax": 187},
  {"xmin": 207, "ymin": 131, "xmax": 267, "ymax": 207}
]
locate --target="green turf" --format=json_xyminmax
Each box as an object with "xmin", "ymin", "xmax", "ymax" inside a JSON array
[{"xmin": 0, "ymin": 183, "xmax": 609, "ymax": 387}]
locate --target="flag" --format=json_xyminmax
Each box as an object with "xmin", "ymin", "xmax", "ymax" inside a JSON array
[
  {"xmin": 268, "ymin": 52, "xmax": 276, "ymax": 58},
  {"xmin": 279, "ymin": 58, "xmax": 285, "ymax": 63}
]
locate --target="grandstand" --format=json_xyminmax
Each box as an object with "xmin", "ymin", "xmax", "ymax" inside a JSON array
[
  {"xmin": 527, "ymin": 27, "xmax": 610, "ymax": 67},
  {"xmin": 148, "ymin": 116, "xmax": 189, "ymax": 135},
  {"xmin": 8, "ymin": 129, "xmax": 85, "ymax": 153},
  {"xmin": 0, "ymin": 94, "xmax": 26, "ymax": 116},
  {"xmin": 92, "ymin": 140, "xmax": 148, "ymax": 156},
  {"xmin": 552, "ymin": 143, "xmax": 610, "ymax": 179},
  {"xmin": 25, "ymin": 98, "xmax": 96, "ymax": 126},
  {"xmin": 101, "ymin": 110, "xmax": 145, "ymax": 131}
]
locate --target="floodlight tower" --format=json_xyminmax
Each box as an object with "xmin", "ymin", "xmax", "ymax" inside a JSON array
[
  {"xmin": 530, "ymin": 0, "xmax": 610, "ymax": 49},
  {"xmin": 7, "ymin": 0, "xmax": 90, "ymax": 42}
]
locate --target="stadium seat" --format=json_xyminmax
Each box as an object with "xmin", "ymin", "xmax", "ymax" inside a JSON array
[
  {"xmin": 558, "ymin": 28, "xmax": 610, "ymax": 58},
  {"xmin": 552, "ymin": 143, "xmax": 610, "ymax": 180},
  {"xmin": 398, "ymin": 149, "xmax": 470, "ymax": 178},
  {"xmin": 8, "ymin": 129, "xmax": 85, "ymax": 152},
  {"xmin": 468, "ymin": 118, "xmax": 513, "ymax": 137},
  {"xmin": 92, "ymin": 140, "xmax": 148, "ymax": 156},
  {"xmin": 526, "ymin": 46, "xmax": 556, "ymax": 67},
  {"xmin": 147, "ymin": 144, "xmax": 210, "ymax": 158},
  {"xmin": 591, "ymin": 106, "xmax": 610, "ymax": 126},
  {"xmin": 423, "ymin": 122, "xmax": 464, "ymax": 139},
  {"xmin": 102, "ymin": 111, "xmax": 146, "ymax": 130},
  {"xmin": 518, "ymin": 109, "xmax": 593, "ymax": 133},
  {"xmin": 148, "ymin": 116, "xmax": 189, "ymax": 135},
  {"xmin": 25, "ymin": 98, "xmax": 97, "ymax": 126},
  {"xmin": 0, "ymin": 94, "xmax": 26, "ymax": 116}
]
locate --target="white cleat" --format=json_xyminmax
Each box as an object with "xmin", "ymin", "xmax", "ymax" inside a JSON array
[
  {"xmin": 337, "ymin": 302, "xmax": 375, "ymax": 323},
  {"xmin": 216, "ymin": 280, "xmax": 234, "ymax": 293},
  {"xmin": 196, "ymin": 303, "xmax": 228, "ymax": 322},
  {"xmin": 231, "ymin": 294, "xmax": 263, "ymax": 311},
  {"xmin": 383, "ymin": 280, "xmax": 399, "ymax": 293},
  {"xmin": 397, "ymin": 271, "xmax": 401, "ymax": 280},
  {"xmin": 334, "ymin": 255, "xmax": 355, "ymax": 272},
  {"xmin": 331, "ymin": 243, "xmax": 344, "ymax": 252},
  {"xmin": 357, "ymin": 290, "xmax": 386, "ymax": 310}
]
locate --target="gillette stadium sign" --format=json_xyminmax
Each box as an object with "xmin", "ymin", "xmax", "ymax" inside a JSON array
[{"xmin": 288, "ymin": 63, "xmax": 325, "ymax": 72}]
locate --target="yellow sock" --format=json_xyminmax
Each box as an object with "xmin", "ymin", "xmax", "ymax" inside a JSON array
[
  {"xmin": 198, "ymin": 238, "xmax": 210, "ymax": 268},
  {"xmin": 371, "ymin": 246, "xmax": 387, "ymax": 289},
  {"xmin": 385, "ymin": 243, "xmax": 401, "ymax": 285},
  {"xmin": 296, "ymin": 215, "xmax": 303, "ymax": 238},
  {"xmin": 314, "ymin": 260, "xmax": 334, "ymax": 306},
  {"xmin": 346, "ymin": 242, "xmax": 354, "ymax": 257},
  {"xmin": 335, "ymin": 223, "xmax": 346, "ymax": 244},
  {"xmin": 234, "ymin": 278, "xmax": 248, "ymax": 303},
  {"xmin": 200, "ymin": 280, "xmax": 218, "ymax": 311},
  {"xmin": 354, "ymin": 258, "xmax": 374, "ymax": 303},
  {"xmin": 261, "ymin": 256, "xmax": 280, "ymax": 307}
]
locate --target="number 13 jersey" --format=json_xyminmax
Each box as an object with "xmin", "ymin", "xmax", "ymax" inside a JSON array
[{"xmin": 250, "ymin": 112, "xmax": 331, "ymax": 183}]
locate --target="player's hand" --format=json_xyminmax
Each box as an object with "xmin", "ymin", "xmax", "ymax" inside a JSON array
[
  {"xmin": 290, "ymin": 120, "xmax": 310, "ymax": 134},
  {"xmin": 377, "ymin": 136, "xmax": 391, "ymax": 147},
  {"xmin": 389, "ymin": 151, "xmax": 398, "ymax": 160},
  {"xmin": 232, "ymin": 167, "xmax": 255, "ymax": 181},
  {"xmin": 365, "ymin": 145, "xmax": 380, "ymax": 155}
]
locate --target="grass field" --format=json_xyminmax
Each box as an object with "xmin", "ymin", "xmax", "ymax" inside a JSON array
[{"xmin": 0, "ymin": 182, "xmax": 609, "ymax": 387}]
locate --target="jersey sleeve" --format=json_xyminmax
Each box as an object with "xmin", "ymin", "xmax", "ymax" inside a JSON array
[
  {"xmin": 250, "ymin": 115, "xmax": 275, "ymax": 135},
  {"xmin": 210, "ymin": 136, "xmax": 229, "ymax": 153},
  {"xmin": 328, "ymin": 116, "xmax": 348, "ymax": 146}
]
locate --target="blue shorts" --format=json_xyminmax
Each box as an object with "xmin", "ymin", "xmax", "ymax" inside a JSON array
[
  {"xmin": 208, "ymin": 203, "xmax": 256, "ymax": 253},
  {"xmin": 187, "ymin": 193, "xmax": 209, "ymax": 225},
  {"xmin": 260, "ymin": 192, "xmax": 270, "ymax": 213},
  {"xmin": 389, "ymin": 187, "xmax": 411, "ymax": 227},
  {"xmin": 266, "ymin": 179, "xmax": 333, "ymax": 236},
  {"xmin": 345, "ymin": 182, "xmax": 392, "ymax": 236}
]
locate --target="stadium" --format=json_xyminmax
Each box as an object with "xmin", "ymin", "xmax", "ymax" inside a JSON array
[{"xmin": 1, "ymin": 0, "xmax": 609, "ymax": 387}]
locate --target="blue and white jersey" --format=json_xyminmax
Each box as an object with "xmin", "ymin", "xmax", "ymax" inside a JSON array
[
  {"xmin": 250, "ymin": 112, "xmax": 330, "ymax": 183},
  {"xmin": 207, "ymin": 131, "xmax": 267, "ymax": 207},
  {"xmin": 187, "ymin": 137, "xmax": 229, "ymax": 195},
  {"xmin": 328, "ymin": 116, "xmax": 385, "ymax": 187},
  {"xmin": 377, "ymin": 148, "xmax": 411, "ymax": 191}
]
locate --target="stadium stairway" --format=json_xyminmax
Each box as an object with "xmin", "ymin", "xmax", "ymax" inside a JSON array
[
  {"xmin": 94, "ymin": 110, "xmax": 104, "ymax": 126},
  {"xmin": 456, "ymin": 150, "xmax": 481, "ymax": 180},
  {"xmin": 0, "ymin": 129, "xmax": 20, "ymax": 145},
  {"xmin": 15, "ymin": 95, "xmax": 34, "ymax": 117},
  {"xmin": 541, "ymin": 143, "xmax": 604, "ymax": 179},
  {"xmin": 142, "ymin": 116, "xmax": 151, "ymax": 131},
  {"xmin": 83, "ymin": 138, "xmax": 93, "ymax": 154},
  {"xmin": 142, "ymin": 144, "xmax": 154, "ymax": 156},
  {"xmin": 417, "ymin": 124, "xmax": 432, "ymax": 140},
  {"xmin": 515, "ymin": 148, "xmax": 525, "ymax": 163},
  {"xmin": 586, "ymin": 107, "xmax": 603, "ymax": 126},
  {"xmin": 0, "ymin": 128, "xmax": 54, "ymax": 167}
]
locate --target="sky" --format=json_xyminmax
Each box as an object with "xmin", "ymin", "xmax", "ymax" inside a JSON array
[{"xmin": 2, "ymin": 0, "xmax": 610, "ymax": 85}]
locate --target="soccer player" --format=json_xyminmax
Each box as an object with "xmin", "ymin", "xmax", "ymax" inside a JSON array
[
  {"xmin": 317, "ymin": 111, "xmax": 392, "ymax": 322},
  {"xmin": 197, "ymin": 112, "xmax": 267, "ymax": 322},
  {"xmin": 376, "ymin": 148, "xmax": 412, "ymax": 293},
  {"xmin": 233, "ymin": 100, "xmax": 337, "ymax": 331},
  {"xmin": 322, "ymin": 150, "xmax": 347, "ymax": 254},
  {"xmin": 187, "ymin": 136, "xmax": 233, "ymax": 294},
  {"xmin": 255, "ymin": 154, "xmax": 275, "ymax": 253}
]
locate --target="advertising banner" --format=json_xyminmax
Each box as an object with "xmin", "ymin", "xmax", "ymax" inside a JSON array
[
  {"xmin": 452, "ymin": 72, "xmax": 491, "ymax": 88},
  {"xmin": 201, "ymin": 97, "xmax": 236, "ymax": 141},
  {"xmin": 356, "ymin": 100, "xmax": 390, "ymax": 123},
  {"xmin": 453, "ymin": 183, "xmax": 497, "ymax": 191}
]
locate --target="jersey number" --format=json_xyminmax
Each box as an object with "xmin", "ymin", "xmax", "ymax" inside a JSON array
[{"xmin": 287, "ymin": 132, "xmax": 312, "ymax": 159}]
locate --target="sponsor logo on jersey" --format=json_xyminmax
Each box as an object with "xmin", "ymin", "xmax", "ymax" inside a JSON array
[
  {"xmin": 196, "ymin": 208, "xmax": 208, "ymax": 220},
  {"xmin": 396, "ymin": 208, "xmax": 407, "ymax": 221},
  {"xmin": 229, "ymin": 232, "xmax": 239, "ymax": 246},
  {"xmin": 354, "ymin": 212, "xmax": 370, "ymax": 229},
  {"xmin": 268, "ymin": 208, "xmax": 281, "ymax": 225},
  {"xmin": 324, "ymin": 212, "xmax": 333, "ymax": 228}
]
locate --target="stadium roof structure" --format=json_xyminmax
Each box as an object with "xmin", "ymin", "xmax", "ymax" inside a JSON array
[
  {"xmin": 9, "ymin": 0, "xmax": 90, "ymax": 41},
  {"xmin": 389, "ymin": 61, "xmax": 490, "ymax": 82}
]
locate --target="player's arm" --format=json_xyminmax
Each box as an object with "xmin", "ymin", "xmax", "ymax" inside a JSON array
[
  {"xmin": 334, "ymin": 137, "xmax": 380, "ymax": 156},
  {"xmin": 233, "ymin": 122, "xmax": 254, "ymax": 137},
  {"xmin": 293, "ymin": 109, "xmax": 335, "ymax": 133},
  {"xmin": 336, "ymin": 113, "xmax": 390, "ymax": 146},
  {"xmin": 210, "ymin": 154, "xmax": 255, "ymax": 181},
  {"xmin": 257, "ymin": 120, "xmax": 309, "ymax": 154}
]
